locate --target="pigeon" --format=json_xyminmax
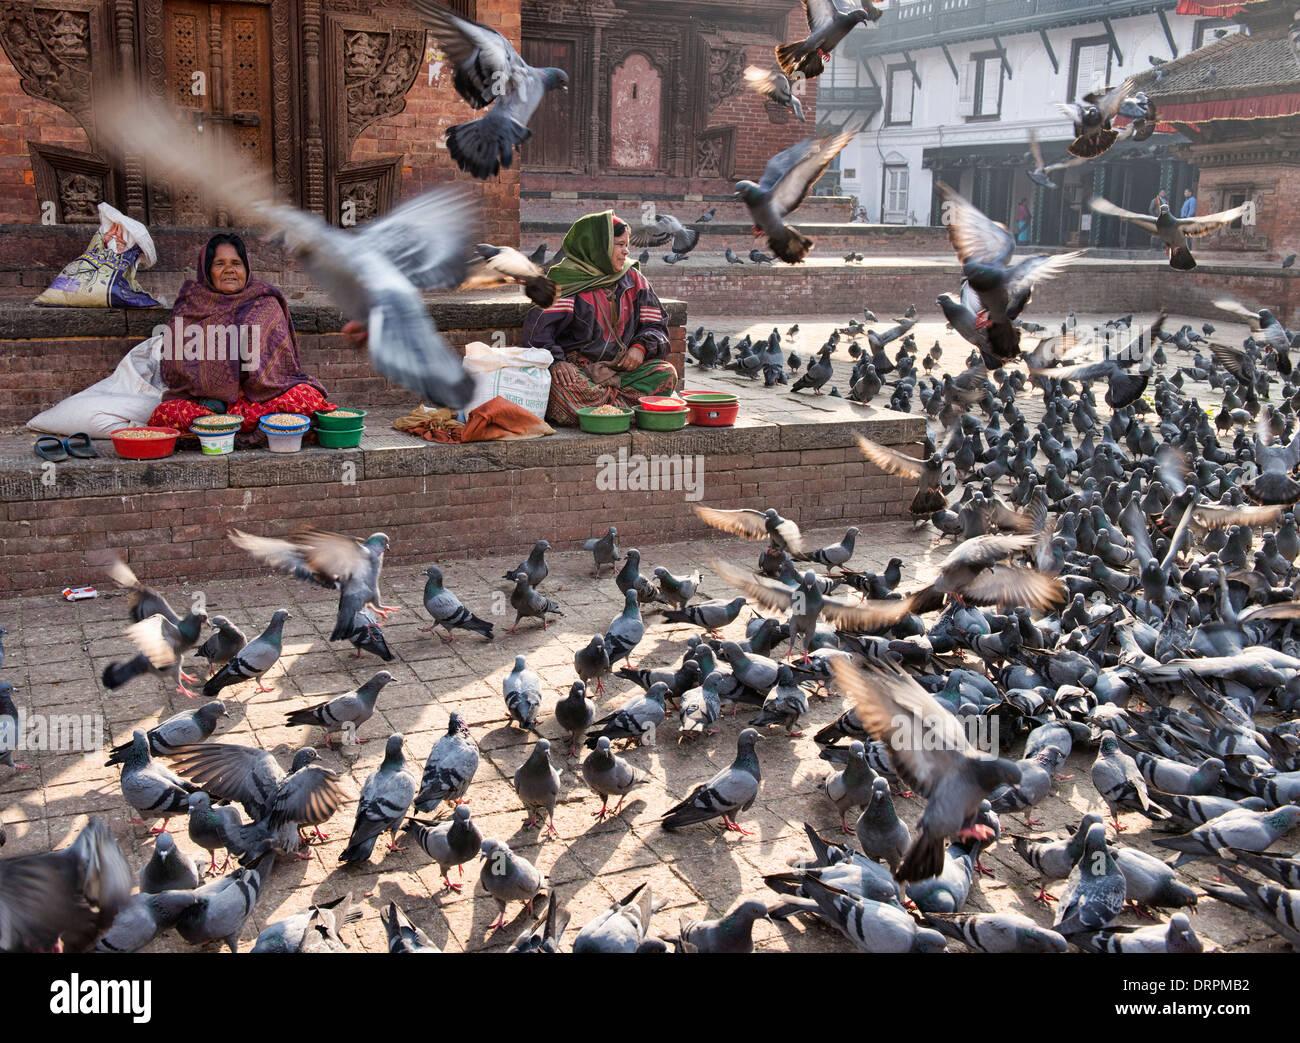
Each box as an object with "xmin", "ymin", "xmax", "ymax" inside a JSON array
[
  {"xmin": 1053, "ymin": 822, "xmax": 1127, "ymax": 935},
  {"xmin": 750, "ymin": 248, "xmax": 776, "ymax": 264},
  {"xmin": 175, "ymin": 852, "xmax": 274, "ymax": 952},
  {"xmin": 744, "ymin": 64, "xmax": 806, "ymax": 121},
  {"xmin": 1154, "ymin": 806, "xmax": 1300, "ymax": 868},
  {"xmin": 1284, "ymin": 254, "xmax": 1296, "ymax": 269},
  {"xmin": 792, "ymin": 343, "xmax": 834, "ymax": 394},
  {"xmin": 338, "ymin": 734, "xmax": 417, "ymax": 864},
  {"xmin": 829, "ymin": 659, "xmax": 1021, "ymax": 882},
  {"xmin": 106, "ymin": 700, "xmax": 228, "ymax": 764},
  {"xmin": 989, "ymin": 746, "xmax": 1065, "ymax": 824},
  {"xmin": 556, "ymin": 680, "xmax": 596, "ymax": 756},
  {"xmin": 170, "ymin": 745, "xmax": 344, "ymax": 852},
  {"xmin": 750, "ymin": 663, "xmax": 810, "ymax": 736},
  {"xmin": 101, "ymin": 611, "xmax": 208, "ymax": 699},
  {"xmin": 679, "ymin": 671, "xmax": 724, "ymax": 739},
  {"xmin": 662, "ymin": 728, "xmax": 762, "ymax": 834},
  {"xmin": 582, "ymin": 736, "xmax": 650, "ymax": 820},
  {"xmin": 661, "ymin": 596, "xmax": 748, "ymax": 635},
  {"xmin": 1057, "ymin": 77, "xmax": 1135, "ymax": 158},
  {"xmin": 677, "ymin": 897, "xmax": 772, "ymax": 953},
  {"xmin": 615, "ymin": 550, "xmax": 663, "ymax": 606},
  {"xmin": 284, "ymin": 671, "xmax": 393, "ymax": 746},
  {"xmin": 856, "ymin": 777, "xmax": 911, "ymax": 872},
  {"xmin": 1073, "ymin": 912, "xmax": 1204, "ymax": 954},
  {"xmin": 404, "ymin": 804, "xmax": 482, "ymax": 893},
  {"xmin": 504, "ymin": 539, "xmax": 550, "ymax": 587},
  {"xmin": 1113, "ymin": 846, "xmax": 1199, "ymax": 913},
  {"xmin": 1090, "ymin": 734, "xmax": 1169, "ymax": 830},
  {"xmin": 629, "ymin": 214, "xmax": 700, "ymax": 256},
  {"xmin": 250, "ymin": 893, "xmax": 362, "ymax": 953},
  {"xmin": 695, "ymin": 505, "xmax": 806, "ymax": 553},
  {"xmin": 585, "ymin": 526, "xmax": 621, "ymax": 577},
  {"xmin": 421, "ymin": 565, "xmax": 494, "ymax": 641},
  {"xmin": 573, "ymin": 882, "xmax": 663, "ymax": 953},
  {"xmin": 347, "ymin": 606, "xmax": 394, "ymax": 662},
  {"xmin": 0, "ymin": 682, "xmax": 23, "ymax": 774},
  {"xmin": 514, "ymin": 739, "xmax": 561, "ymax": 836},
  {"xmin": 116, "ymin": 730, "xmax": 200, "ymax": 834},
  {"xmin": 94, "ymin": 889, "xmax": 203, "ymax": 953},
  {"xmin": 414, "ymin": 1, "xmax": 569, "ymax": 179},
  {"xmin": 585, "ymin": 683, "xmax": 668, "ymax": 749},
  {"xmin": 604, "ymin": 589, "xmax": 645, "ymax": 667},
  {"xmin": 737, "ymin": 129, "xmax": 856, "ymax": 263},
  {"xmin": 98, "ymin": 97, "xmax": 480, "ymax": 407},
  {"xmin": 187, "ymin": 791, "xmax": 274, "ymax": 874},
  {"xmin": 509, "ymin": 571, "xmax": 563, "ymax": 631},
  {"xmin": 652, "ymin": 567, "xmax": 702, "ymax": 610},
  {"xmin": 921, "ymin": 910, "xmax": 1068, "ymax": 953},
  {"xmin": 195, "ymin": 616, "xmax": 246, "ymax": 677},
  {"xmin": 414, "ymin": 713, "xmax": 480, "ymax": 812},
  {"xmin": 381, "ymin": 901, "xmax": 441, "ymax": 953},
  {"xmin": 229, "ymin": 529, "xmax": 394, "ymax": 643},
  {"xmin": 856, "ymin": 436, "xmax": 949, "ymax": 516},
  {"xmin": 478, "ymin": 838, "xmax": 546, "ymax": 935},
  {"xmin": 139, "ymin": 832, "xmax": 202, "ymax": 894},
  {"xmin": 1025, "ymin": 128, "xmax": 1089, "ymax": 189},
  {"xmin": 638, "ymin": 248, "xmax": 650, "ymax": 265},
  {"xmin": 726, "ymin": 247, "xmax": 745, "ymax": 264},
  {"xmin": 819, "ymin": 740, "xmax": 875, "ymax": 832},
  {"xmin": 1090, "ymin": 196, "xmax": 1247, "ymax": 271},
  {"xmin": 459, "ymin": 242, "xmax": 558, "ymax": 307},
  {"xmin": 574, "ymin": 636, "xmax": 612, "ymax": 696},
  {"xmin": 508, "ymin": 893, "xmax": 572, "ymax": 953},
  {"xmin": 0, "ymin": 817, "xmax": 132, "ymax": 953},
  {"xmin": 1204, "ymin": 866, "xmax": 1300, "ymax": 948},
  {"xmin": 799, "ymin": 877, "xmax": 946, "ymax": 953},
  {"xmin": 103, "ymin": 553, "xmax": 182, "ymax": 625},
  {"xmin": 202, "ymin": 608, "xmax": 290, "ymax": 697},
  {"xmin": 776, "ymin": 0, "xmax": 883, "ymax": 80},
  {"xmin": 503, "ymin": 655, "xmax": 543, "ymax": 734}
]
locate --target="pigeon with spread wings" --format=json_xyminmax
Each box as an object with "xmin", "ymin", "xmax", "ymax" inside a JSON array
[
  {"xmin": 1090, "ymin": 197, "xmax": 1246, "ymax": 271},
  {"xmin": 1026, "ymin": 129, "xmax": 1091, "ymax": 189},
  {"xmin": 737, "ymin": 129, "xmax": 856, "ymax": 263},
  {"xmin": 458, "ymin": 243, "xmax": 557, "ymax": 308},
  {"xmin": 856, "ymin": 436, "xmax": 949, "ymax": 517},
  {"xmin": 744, "ymin": 65, "xmax": 806, "ymax": 122},
  {"xmin": 413, "ymin": 0, "xmax": 569, "ymax": 180},
  {"xmin": 95, "ymin": 92, "xmax": 480, "ymax": 409},
  {"xmin": 693, "ymin": 505, "xmax": 805, "ymax": 553},
  {"xmin": 1058, "ymin": 78, "xmax": 1135, "ymax": 158},
  {"xmin": 830, "ymin": 659, "xmax": 1021, "ymax": 883},
  {"xmin": 628, "ymin": 213, "xmax": 700, "ymax": 256},
  {"xmin": 1214, "ymin": 298, "xmax": 1294, "ymax": 375},
  {"xmin": 938, "ymin": 182, "xmax": 1082, "ymax": 364},
  {"xmin": 228, "ymin": 528, "xmax": 393, "ymax": 642},
  {"xmin": 775, "ymin": 0, "xmax": 883, "ymax": 80}
]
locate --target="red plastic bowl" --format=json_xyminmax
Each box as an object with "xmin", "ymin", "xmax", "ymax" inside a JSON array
[
  {"xmin": 110, "ymin": 426, "xmax": 179, "ymax": 459},
  {"xmin": 686, "ymin": 400, "xmax": 740, "ymax": 427},
  {"xmin": 638, "ymin": 394, "xmax": 687, "ymax": 412}
]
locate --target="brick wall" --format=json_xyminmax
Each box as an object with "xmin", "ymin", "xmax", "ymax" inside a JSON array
[
  {"xmin": 1192, "ymin": 161, "xmax": 1300, "ymax": 261},
  {"xmin": 0, "ymin": 418, "xmax": 920, "ymax": 596},
  {"xmin": 0, "ymin": 0, "xmax": 521, "ymax": 243}
]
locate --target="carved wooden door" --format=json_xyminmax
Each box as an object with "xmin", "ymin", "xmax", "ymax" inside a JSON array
[
  {"xmin": 520, "ymin": 37, "xmax": 574, "ymax": 170},
  {"xmin": 151, "ymin": 0, "xmax": 273, "ymax": 225}
]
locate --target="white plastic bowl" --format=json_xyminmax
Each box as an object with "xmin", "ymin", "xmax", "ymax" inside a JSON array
[
  {"xmin": 195, "ymin": 429, "xmax": 237, "ymax": 455},
  {"xmin": 263, "ymin": 426, "xmax": 307, "ymax": 453}
]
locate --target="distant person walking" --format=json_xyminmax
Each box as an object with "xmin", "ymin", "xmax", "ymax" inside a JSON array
[
  {"xmin": 1181, "ymin": 188, "xmax": 1198, "ymax": 218},
  {"xmin": 1149, "ymin": 187, "xmax": 1170, "ymax": 215},
  {"xmin": 1016, "ymin": 198, "xmax": 1031, "ymax": 243}
]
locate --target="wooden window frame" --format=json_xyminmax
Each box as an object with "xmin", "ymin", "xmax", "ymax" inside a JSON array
[
  {"xmin": 1068, "ymin": 35, "xmax": 1112, "ymax": 101},
  {"xmin": 885, "ymin": 63, "xmax": 913, "ymax": 127}
]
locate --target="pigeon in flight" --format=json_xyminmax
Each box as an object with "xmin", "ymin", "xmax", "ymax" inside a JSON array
[
  {"xmin": 629, "ymin": 213, "xmax": 700, "ymax": 255},
  {"xmin": 459, "ymin": 243, "xmax": 558, "ymax": 307},
  {"xmin": 776, "ymin": 0, "xmax": 884, "ymax": 80},
  {"xmin": 414, "ymin": 1, "xmax": 569, "ymax": 179},
  {"xmin": 1090, "ymin": 196, "xmax": 1246, "ymax": 270},
  {"xmin": 744, "ymin": 65, "xmax": 806, "ymax": 122},
  {"xmin": 1057, "ymin": 78, "xmax": 1135, "ymax": 158}
]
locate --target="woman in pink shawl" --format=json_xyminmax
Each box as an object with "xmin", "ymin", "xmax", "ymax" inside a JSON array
[{"xmin": 147, "ymin": 233, "xmax": 335, "ymax": 435}]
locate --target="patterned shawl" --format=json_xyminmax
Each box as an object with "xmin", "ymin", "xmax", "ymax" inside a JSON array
[{"xmin": 160, "ymin": 247, "xmax": 323, "ymax": 405}]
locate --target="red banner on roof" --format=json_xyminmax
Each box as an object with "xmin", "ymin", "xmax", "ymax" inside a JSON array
[
  {"xmin": 1158, "ymin": 92, "xmax": 1300, "ymax": 122},
  {"xmin": 1175, "ymin": 0, "xmax": 1245, "ymax": 14}
]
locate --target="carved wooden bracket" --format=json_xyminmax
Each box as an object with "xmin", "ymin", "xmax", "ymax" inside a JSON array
[
  {"xmin": 29, "ymin": 141, "xmax": 116, "ymax": 222},
  {"xmin": 332, "ymin": 20, "xmax": 426, "ymax": 152},
  {"xmin": 0, "ymin": 0, "xmax": 104, "ymax": 137}
]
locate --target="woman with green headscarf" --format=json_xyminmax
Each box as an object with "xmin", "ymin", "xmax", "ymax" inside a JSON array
[{"xmin": 521, "ymin": 211, "xmax": 678, "ymax": 426}]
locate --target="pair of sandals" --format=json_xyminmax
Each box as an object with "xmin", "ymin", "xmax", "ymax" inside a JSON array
[{"xmin": 34, "ymin": 432, "xmax": 98, "ymax": 461}]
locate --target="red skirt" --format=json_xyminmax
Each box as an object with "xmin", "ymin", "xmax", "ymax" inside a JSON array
[{"xmin": 149, "ymin": 384, "xmax": 337, "ymax": 435}]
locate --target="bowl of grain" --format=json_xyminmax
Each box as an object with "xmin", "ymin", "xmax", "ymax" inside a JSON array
[
  {"xmin": 110, "ymin": 426, "xmax": 179, "ymax": 460},
  {"xmin": 315, "ymin": 407, "xmax": 367, "ymax": 431},
  {"xmin": 258, "ymin": 412, "xmax": 311, "ymax": 453},
  {"xmin": 191, "ymin": 414, "xmax": 242, "ymax": 455},
  {"xmin": 577, "ymin": 404, "xmax": 634, "ymax": 434}
]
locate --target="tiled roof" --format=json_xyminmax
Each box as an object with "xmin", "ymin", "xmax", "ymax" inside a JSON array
[{"xmin": 1133, "ymin": 31, "xmax": 1300, "ymax": 99}]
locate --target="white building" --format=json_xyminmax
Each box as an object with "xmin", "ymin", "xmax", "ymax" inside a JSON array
[{"xmin": 820, "ymin": 0, "xmax": 1245, "ymax": 246}]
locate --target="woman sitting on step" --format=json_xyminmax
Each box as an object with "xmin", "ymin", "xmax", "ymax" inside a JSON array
[
  {"xmin": 147, "ymin": 233, "xmax": 335, "ymax": 436},
  {"xmin": 521, "ymin": 211, "xmax": 677, "ymax": 426}
]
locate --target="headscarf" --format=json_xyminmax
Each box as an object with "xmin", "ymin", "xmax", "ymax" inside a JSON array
[
  {"xmin": 546, "ymin": 210, "xmax": 637, "ymax": 296},
  {"xmin": 160, "ymin": 236, "xmax": 324, "ymax": 405}
]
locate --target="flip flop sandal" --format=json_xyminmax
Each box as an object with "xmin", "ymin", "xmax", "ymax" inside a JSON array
[
  {"xmin": 34, "ymin": 435, "xmax": 68, "ymax": 462},
  {"xmin": 64, "ymin": 432, "xmax": 99, "ymax": 459}
]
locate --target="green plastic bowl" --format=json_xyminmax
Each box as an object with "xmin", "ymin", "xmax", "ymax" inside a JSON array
[
  {"xmin": 577, "ymin": 406, "xmax": 633, "ymax": 434},
  {"xmin": 316, "ymin": 425, "xmax": 364, "ymax": 448},
  {"xmin": 681, "ymin": 391, "xmax": 739, "ymax": 405},
  {"xmin": 315, "ymin": 408, "xmax": 367, "ymax": 431},
  {"xmin": 635, "ymin": 406, "xmax": 689, "ymax": 431}
]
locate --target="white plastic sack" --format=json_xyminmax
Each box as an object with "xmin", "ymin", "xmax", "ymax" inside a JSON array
[
  {"xmin": 460, "ymin": 341, "xmax": 553, "ymax": 419},
  {"xmin": 26, "ymin": 336, "xmax": 167, "ymax": 438}
]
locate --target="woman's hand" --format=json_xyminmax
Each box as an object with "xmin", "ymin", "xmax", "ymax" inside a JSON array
[
  {"xmin": 342, "ymin": 320, "xmax": 368, "ymax": 349},
  {"xmin": 620, "ymin": 345, "xmax": 646, "ymax": 371},
  {"xmin": 549, "ymin": 360, "xmax": 584, "ymax": 388}
]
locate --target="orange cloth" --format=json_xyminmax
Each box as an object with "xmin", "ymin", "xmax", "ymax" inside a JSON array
[{"xmin": 393, "ymin": 396, "xmax": 554, "ymax": 443}]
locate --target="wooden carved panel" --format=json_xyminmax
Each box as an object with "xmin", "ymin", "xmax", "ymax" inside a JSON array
[
  {"xmin": 696, "ymin": 125, "xmax": 735, "ymax": 179},
  {"xmin": 0, "ymin": 1, "xmax": 101, "ymax": 134},
  {"xmin": 336, "ymin": 156, "xmax": 400, "ymax": 228},
  {"xmin": 707, "ymin": 46, "xmax": 746, "ymax": 104},
  {"xmin": 30, "ymin": 141, "xmax": 116, "ymax": 222},
  {"xmin": 338, "ymin": 24, "xmax": 424, "ymax": 149}
]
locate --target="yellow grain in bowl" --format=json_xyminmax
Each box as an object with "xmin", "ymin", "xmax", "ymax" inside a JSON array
[
  {"xmin": 587, "ymin": 404, "xmax": 628, "ymax": 416},
  {"xmin": 115, "ymin": 429, "xmax": 172, "ymax": 439},
  {"xmin": 319, "ymin": 409, "xmax": 360, "ymax": 418}
]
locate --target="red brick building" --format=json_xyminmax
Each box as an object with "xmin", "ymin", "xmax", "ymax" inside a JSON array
[
  {"xmin": 1133, "ymin": 0, "xmax": 1300, "ymax": 258},
  {"xmin": 0, "ymin": 0, "xmax": 520, "ymax": 243},
  {"xmin": 519, "ymin": 0, "xmax": 820, "ymax": 199}
]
